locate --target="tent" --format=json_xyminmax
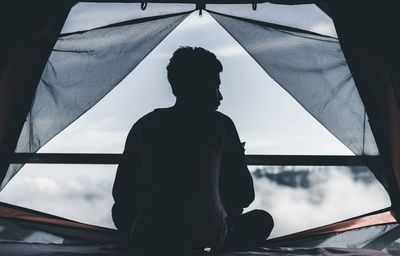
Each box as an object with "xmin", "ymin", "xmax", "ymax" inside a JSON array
[{"xmin": 1, "ymin": 0, "xmax": 399, "ymax": 255}]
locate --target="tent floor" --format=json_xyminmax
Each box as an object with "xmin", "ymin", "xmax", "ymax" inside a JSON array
[{"xmin": 0, "ymin": 242, "xmax": 391, "ymax": 256}]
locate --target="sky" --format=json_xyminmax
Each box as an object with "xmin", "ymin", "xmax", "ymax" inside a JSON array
[{"xmin": 0, "ymin": 3, "xmax": 391, "ymax": 238}]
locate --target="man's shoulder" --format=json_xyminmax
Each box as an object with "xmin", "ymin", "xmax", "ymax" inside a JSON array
[
  {"xmin": 128, "ymin": 110, "xmax": 161, "ymax": 135},
  {"xmin": 133, "ymin": 109, "xmax": 235, "ymax": 127},
  {"xmin": 214, "ymin": 111, "xmax": 235, "ymax": 127},
  {"xmin": 137, "ymin": 110, "xmax": 156, "ymax": 122},
  {"xmin": 134, "ymin": 109, "xmax": 166, "ymax": 124}
]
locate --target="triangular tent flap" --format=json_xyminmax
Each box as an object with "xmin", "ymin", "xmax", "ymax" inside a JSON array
[
  {"xmin": 208, "ymin": 10, "xmax": 378, "ymax": 157},
  {"xmin": 0, "ymin": 1, "xmax": 72, "ymax": 192},
  {"xmin": 1, "ymin": 10, "xmax": 191, "ymax": 190}
]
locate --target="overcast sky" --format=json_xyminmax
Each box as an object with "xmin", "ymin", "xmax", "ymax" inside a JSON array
[{"xmin": 0, "ymin": 3, "xmax": 390, "ymax": 238}]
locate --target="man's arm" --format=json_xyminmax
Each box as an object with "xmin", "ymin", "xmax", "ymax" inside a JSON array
[
  {"xmin": 219, "ymin": 117, "xmax": 255, "ymax": 217},
  {"xmin": 112, "ymin": 122, "xmax": 142, "ymax": 237}
]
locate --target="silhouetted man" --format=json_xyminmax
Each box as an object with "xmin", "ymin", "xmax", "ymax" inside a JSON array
[{"xmin": 112, "ymin": 47, "xmax": 273, "ymax": 255}]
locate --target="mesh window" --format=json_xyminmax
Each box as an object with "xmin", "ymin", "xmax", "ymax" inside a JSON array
[
  {"xmin": 1, "ymin": 11, "xmax": 190, "ymax": 190},
  {"xmin": 209, "ymin": 11, "xmax": 379, "ymax": 157}
]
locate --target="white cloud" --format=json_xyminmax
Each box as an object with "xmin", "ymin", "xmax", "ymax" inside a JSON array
[
  {"xmin": 247, "ymin": 167, "xmax": 390, "ymax": 238},
  {"xmin": 0, "ymin": 167, "xmax": 117, "ymax": 229},
  {"xmin": 0, "ymin": 165, "xmax": 390, "ymax": 239}
]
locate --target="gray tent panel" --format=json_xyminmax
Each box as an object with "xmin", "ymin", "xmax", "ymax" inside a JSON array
[
  {"xmin": 0, "ymin": 12, "xmax": 191, "ymax": 190},
  {"xmin": 208, "ymin": 11, "xmax": 379, "ymax": 158}
]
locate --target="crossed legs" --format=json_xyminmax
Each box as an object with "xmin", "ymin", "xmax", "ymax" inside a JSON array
[{"xmin": 220, "ymin": 209, "xmax": 274, "ymax": 253}]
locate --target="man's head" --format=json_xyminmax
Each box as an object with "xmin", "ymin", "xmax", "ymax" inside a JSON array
[{"xmin": 167, "ymin": 47, "xmax": 223, "ymax": 110}]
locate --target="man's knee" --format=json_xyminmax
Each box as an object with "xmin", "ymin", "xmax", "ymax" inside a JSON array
[
  {"xmin": 257, "ymin": 210, "xmax": 274, "ymax": 227},
  {"xmin": 247, "ymin": 210, "xmax": 274, "ymax": 237}
]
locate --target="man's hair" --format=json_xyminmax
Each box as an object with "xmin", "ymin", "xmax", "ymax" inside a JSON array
[{"xmin": 166, "ymin": 46, "xmax": 223, "ymax": 97}]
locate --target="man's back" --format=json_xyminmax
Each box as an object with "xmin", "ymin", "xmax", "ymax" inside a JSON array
[
  {"xmin": 112, "ymin": 47, "xmax": 259, "ymax": 254},
  {"xmin": 112, "ymin": 106, "xmax": 254, "ymax": 252}
]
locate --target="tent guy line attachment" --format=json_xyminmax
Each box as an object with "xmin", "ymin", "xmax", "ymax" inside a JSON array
[
  {"xmin": 196, "ymin": 3, "xmax": 205, "ymax": 16},
  {"xmin": 10, "ymin": 153, "xmax": 372, "ymax": 166}
]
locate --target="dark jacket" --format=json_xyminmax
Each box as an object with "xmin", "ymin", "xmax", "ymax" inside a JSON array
[{"xmin": 112, "ymin": 106, "xmax": 254, "ymax": 252}]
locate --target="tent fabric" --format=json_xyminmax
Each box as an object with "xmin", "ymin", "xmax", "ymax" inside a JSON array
[
  {"xmin": 222, "ymin": 248, "xmax": 391, "ymax": 256},
  {"xmin": 0, "ymin": 243, "xmax": 390, "ymax": 256},
  {"xmin": 1, "ymin": 202, "xmax": 395, "ymax": 247},
  {"xmin": 0, "ymin": 202, "xmax": 123, "ymax": 245},
  {"xmin": 0, "ymin": 202, "xmax": 397, "ymax": 256},
  {"xmin": 265, "ymin": 224, "xmax": 400, "ymax": 255},
  {"xmin": 0, "ymin": 11, "xmax": 191, "ymax": 191},
  {"xmin": 0, "ymin": 2, "xmax": 73, "ymax": 190},
  {"xmin": 327, "ymin": 2, "xmax": 400, "ymax": 217},
  {"xmin": 207, "ymin": 11, "xmax": 379, "ymax": 157},
  {"xmin": 0, "ymin": 202, "xmax": 104, "ymax": 231}
]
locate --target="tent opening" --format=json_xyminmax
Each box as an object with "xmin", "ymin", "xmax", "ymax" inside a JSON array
[{"xmin": 0, "ymin": 5, "xmax": 390, "ymax": 239}]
